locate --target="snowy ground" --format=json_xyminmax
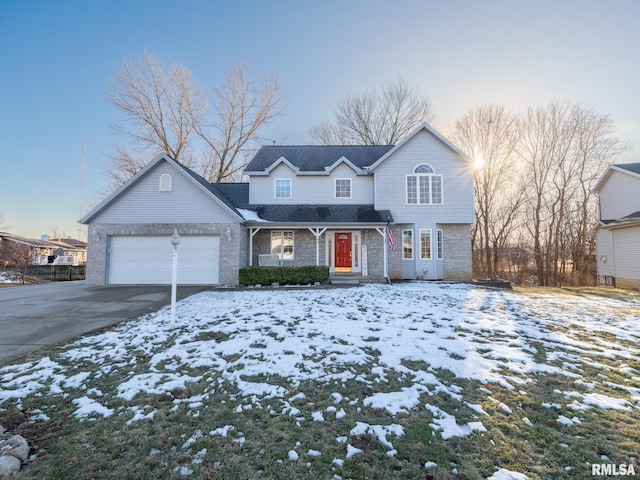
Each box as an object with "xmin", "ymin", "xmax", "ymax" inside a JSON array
[
  {"xmin": 0, "ymin": 271, "xmax": 20, "ymax": 283},
  {"xmin": 1, "ymin": 282, "xmax": 639, "ymax": 479}
]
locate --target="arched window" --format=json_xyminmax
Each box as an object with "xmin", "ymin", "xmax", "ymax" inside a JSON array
[
  {"xmin": 159, "ymin": 174, "xmax": 172, "ymax": 192},
  {"xmin": 414, "ymin": 164, "xmax": 434, "ymax": 174},
  {"xmin": 406, "ymin": 164, "xmax": 442, "ymax": 204}
]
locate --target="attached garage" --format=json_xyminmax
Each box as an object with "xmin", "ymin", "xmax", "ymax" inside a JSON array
[{"xmin": 108, "ymin": 235, "xmax": 220, "ymax": 285}]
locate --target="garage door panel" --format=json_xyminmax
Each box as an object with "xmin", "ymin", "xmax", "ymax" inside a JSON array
[{"xmin": 109, "ymin": 235, "xmax": 219, "ymax": 285}]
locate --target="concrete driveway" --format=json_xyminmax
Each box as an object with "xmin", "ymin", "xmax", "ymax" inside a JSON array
[{"xmin": 0, "ymin": 282, "xmax": 210, "ymax": 366}]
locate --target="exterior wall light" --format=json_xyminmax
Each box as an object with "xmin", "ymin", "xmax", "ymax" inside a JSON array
[{"xmin": 226, "ymin": 228, "xmax": 232, "ymax": 242}]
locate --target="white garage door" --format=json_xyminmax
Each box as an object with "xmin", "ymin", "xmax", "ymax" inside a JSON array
[{"xmin": 108, "ymin": 235, "xmax": 219, "ymax": 285}]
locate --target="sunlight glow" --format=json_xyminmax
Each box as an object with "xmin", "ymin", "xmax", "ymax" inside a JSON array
[{"xmin": 473, "ymin": 154, "xmax": 485, "ymax": 170}]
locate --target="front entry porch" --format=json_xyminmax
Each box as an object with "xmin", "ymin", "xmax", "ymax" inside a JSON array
[{"xmin": 247, "ymin": 226, "xmax": 392, "ymax": 279}]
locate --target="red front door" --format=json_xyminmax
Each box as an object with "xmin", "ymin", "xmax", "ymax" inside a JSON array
[{"xmin": 334, "ymin": 233, "xmax": 352, "ymax": 272}]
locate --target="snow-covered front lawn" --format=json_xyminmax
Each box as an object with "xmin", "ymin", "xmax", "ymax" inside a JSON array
[{"xmin": 1, "ymin": 283, "xmax": 639, "ymax": 479}]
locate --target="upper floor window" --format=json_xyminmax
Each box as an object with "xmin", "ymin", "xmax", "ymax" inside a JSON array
[
  {"xmin": 406, "ymin": 164, "xmax": 442, "ymax": 204},
  {"xmin": 335, "ymin": 178, "xmax": 352, "ymax": 198},
  {"xmin": 159, "ymin": 173, "xmax": 172, "ymax": 192},
  {"xmin": 275, "ymin": 178, "xmax": 291, "ymax": 198}
]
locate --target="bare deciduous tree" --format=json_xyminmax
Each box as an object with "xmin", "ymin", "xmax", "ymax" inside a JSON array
[
  {"xmin": 195, "ymin": 61, "xmax": 285, "ymax": 182},
  {"xmin": 519, "ymin": 101, "xmax": 627, "ymax": 286},
  {"xmin": 0, "ymin": 240, "xmax": 33, "ymax": 285},
  {"xmin": 450, "ymin": 101, "xmax": 626, "ymax": 286},
  {"xmin": 310, "ymin": 77, "xmax": 433, "ymax": 145},
  {"xmin": 450, "ymin": 104, "xmax": 524, "ymax": 280},
  {"xmin": 106, "ymin": 53, "xmax": 284, "ymax": 188}
]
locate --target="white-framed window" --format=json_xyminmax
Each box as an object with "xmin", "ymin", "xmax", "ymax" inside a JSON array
[
  {"xmin": 271, "ymin": 231, "xmax": 294, "ymax": 260},
  {"xmin": 335, "ymin": 178, "xmax": 352, "ymax": 198},
  {"xmin": 159, "ymin": 173, "xmax": 172, "ymax": 192},
  {"xmin": 402, "ymin": 229, "xmax": 413, "ymax": 260},
  {"xmin": 436, "ymin": 229, "xmax": 443, "ymax": 259},
  {"xmin": 420, "ymin": 229, "xmax": 432, "ymax": 260},
  {"xmin": 274, "ymin": 178, "xmax": 291, "ymax": 198},
  {"xmin": 406, "ymin": 164, "xmax": 443, "ymax": 204}
]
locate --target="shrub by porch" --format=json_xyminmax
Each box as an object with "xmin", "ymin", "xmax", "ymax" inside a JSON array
[{"xmin": 239, "ymin": 265, "xmax": 329, "ymax": 286}]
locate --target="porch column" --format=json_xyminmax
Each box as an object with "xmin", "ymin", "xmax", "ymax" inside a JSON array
[
  {"xmin": 308, "ymin": 227, "xmax": 327, "ymax": 266},
  {"xmin": 249, "ymin": 228, "xmax": 261, "ymax": 266},
  {"xmin": 376, "ymin": 227, "xmax": 388, "ymax": 280}
]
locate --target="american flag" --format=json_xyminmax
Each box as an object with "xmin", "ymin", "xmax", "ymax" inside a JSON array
[{"xmin": 386, "ymin": 219, "xmax": 395, "ymax": 252}]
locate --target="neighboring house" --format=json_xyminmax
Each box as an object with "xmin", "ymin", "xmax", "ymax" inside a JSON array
[
  {"xmin": 592, "ymin": 162, "xmax": 640, "ymax": 288},
  {"xmin": 0, "ymin": 233, "xmax": 87, "ymax": 266},
  {"xmin": 80, "ymin": 123, "xmax": 475, "ymax": 285}
]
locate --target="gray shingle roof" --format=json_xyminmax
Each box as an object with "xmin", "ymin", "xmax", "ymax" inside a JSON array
[
  {"xmin": 242, "ymin": 205, "xmax": 392, "ymax": 224},
  {"xmin": 614, "ymin": 163, "xmax": 640, "ymax": 175},
  {"xmin": 244, "ymin": 145, "xmax": 395, "ymax": 173}
]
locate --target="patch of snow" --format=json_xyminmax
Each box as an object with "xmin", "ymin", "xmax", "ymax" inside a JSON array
[
  {"xmin": 237, "ymin": 208, "xmax": 271, "ymax": 223},
  {"xmin": 346, "ymin": 444, "xmax": 363, "ymax": 458},
  {"xmin": 288, "ymin": 450, "xmax": 299, "ymax": 461},
  {"xmin": 174, "ymin": 466, "xmax": 193, "ymax": 476},
  {"xmin": 209, "ymin": 425, "xmax": 235, "ymax": 437},
  {"xmin": 71, "ymin": 396, "xmax": 113, "ymax": 419},
  {"xmin": 425, "ymin": 404, "xmax": 487, "ymax": 440},
  {"xmin": 486, "ymin": 468, "xmax": 529, "ymax": 480}
]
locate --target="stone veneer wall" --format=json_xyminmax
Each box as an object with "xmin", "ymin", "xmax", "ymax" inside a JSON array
[
  {"xmin": 442, "ymin": 223, "xmax": 473, "ymax": 281},
  {"xmin": 85, "ymin": 223, "xmax": 242, "ymax": 286}
]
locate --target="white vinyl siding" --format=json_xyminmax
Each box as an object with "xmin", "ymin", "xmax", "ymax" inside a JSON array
[
  {"xmin": 598, "ymin": 170, "xmax": 640, "ymax": 221},
  {"xmin": 374, "ymin": 129, "xmax": 474, "ymax": 224},
  {"xmin": 420, "ymin": 229, "xmax": 431, "ymax": 260},
  {"xmin": 249, "ymin": 164, "xmax": 373, "ymax": 204},
  {"xmin": 108, "ymin": 235, "xmax": 219, "ymax": 285},
  {"xmin": 612, "ymin": 226, "xmax": 640, "ymax": 281},
  {"xmin": 92, "ymin": 162, "xmax": 237, "ymax": 224}
]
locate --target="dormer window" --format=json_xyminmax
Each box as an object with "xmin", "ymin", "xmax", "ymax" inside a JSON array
[
  {"xmin": 159, "ymin": 173, "xmax": 172, "ymax": 192},
  {"xmin": 275, "ymin": 178, "xmax": 291, "ymax": 198},
  {"xmin": 335, "ymin": 178, "xmax": 352, "ymax": 198},
  {"xmin": 406, "ymin": 164, "xmax": 442, "ymax": 204}
]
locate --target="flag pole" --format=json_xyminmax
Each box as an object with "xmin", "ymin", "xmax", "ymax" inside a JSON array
[{"xmin": 383, "ymin": 219, "xmax": 389, "ymax": 281}]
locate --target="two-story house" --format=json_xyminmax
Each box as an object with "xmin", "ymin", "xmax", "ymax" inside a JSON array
[
  {"xmin": 592, "ymin": 162, "xmax": 640, "ymax": 288},
  {"xmin": 80, "ymin": 123, "xmax": 474, "ymax": 285}
]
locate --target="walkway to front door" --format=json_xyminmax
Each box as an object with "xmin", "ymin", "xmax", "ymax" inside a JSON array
[{"xmin": 334, "ymin": 232, "xmax": 352, "ymax": 272}]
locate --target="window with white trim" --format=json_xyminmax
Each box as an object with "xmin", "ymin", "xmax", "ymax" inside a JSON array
[
  {"xmin": 271, "ymin": 231, "xmax": 294, "ymax": 260},
  {"xmin": 420, "ymin": 229, "xmax": 432, "ymax": 260},
  {"xmin": 275, "ymin": 178, "xmax": 291, "ymax": 198},
  {"xmin": 436, "ymin": 229, "xmax": 443, "ymax": 259},
  {"xmin": 335, "ymin": 178, "xmax": 352, "ymax": 198},
  {"xmin": 402, "ymin": 229, "xmax": 413, "ymax": 259},
  {"xmin": 159, "ymin": 173, "xmax": 172, "ymax": 191},
  {"xmin": 406, "ymin": 164, "xmax": 443, "ymax": 204}
]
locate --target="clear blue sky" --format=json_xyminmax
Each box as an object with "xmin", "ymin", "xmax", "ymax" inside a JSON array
[{"xmin": 1, "ymin": 0, "xmax": 639, "ymax": 239}]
